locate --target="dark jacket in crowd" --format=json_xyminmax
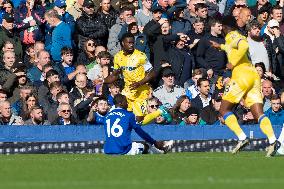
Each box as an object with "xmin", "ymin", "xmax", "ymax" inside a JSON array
[
  {"xmin": 272, "ymin": 35, "xmax": 284, "ymax": 79},
  {"xmin": 75, "ymin": 12, "xmax": 108, "ymax": 49},
  {"xmin": 143, "ymin": 19, "xmax": 161, "ymax": 55},
  {"xmin": 200, "ymin": 102, "xmax": 219, "ymax": 125},
  {"xmin": 171, "ymin": 18, "xmax": 191, "ymax": 35},
  {"xmin": 0, "ymin": 64, "xmax": 18, "ymax": 95},
  {"xmin": 14, "ymin": 3, "xmax": 45, "ymax": 44},
  {"xmin": 0, "ymin": 27, "xmax": 23, "ymax": 59},
  {"xmin": 196, "ymin": 33, "xmax": 227, "ymax": 75},
  {"xmin": 167, "ymin": 46, "xmax": 194, "ymax": 86},
  {"xmin": 51, "ymin": 116, "xmax": 78, "ymax": 125},
  {"xmin": 96, "ymin": 6, "xmax": 119, "ymax": 29},
  {"xmin": 191, "ymin": 94, "xmax": 211, "ymax": 112}
]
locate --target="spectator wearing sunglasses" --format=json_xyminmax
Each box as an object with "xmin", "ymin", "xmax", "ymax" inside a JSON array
[
  {"xmin": 76, "ymin": 38, "xmax": 96, "ymax": 66},
  {"xmin": 52, "ymin": 102, "xmax": 78, "ymax": 125}
]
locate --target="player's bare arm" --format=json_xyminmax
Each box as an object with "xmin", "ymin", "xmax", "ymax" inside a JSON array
[
  {"xmin": 129, "ymin": 69, "xmax": 156, "ymax": 90},
  {"xmin": 104, "ymin": 69, "xmax": 121, "ymax": 84}
]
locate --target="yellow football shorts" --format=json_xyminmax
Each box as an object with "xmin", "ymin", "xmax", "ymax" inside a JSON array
[{"xmin": 222, "ymin": 65, "xmax": 263, "ymax": 108}]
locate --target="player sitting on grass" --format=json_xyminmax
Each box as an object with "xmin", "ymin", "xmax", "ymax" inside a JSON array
[
  {"xmin": 210, "ymin": 16, "xmax": 281, "ymax": 157},
  {"xmin": 103, "ymin": 94, "xmax": 173, "ymax": 155}
]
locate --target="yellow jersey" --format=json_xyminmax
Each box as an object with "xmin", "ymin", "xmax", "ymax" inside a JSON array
[
  {"xmin": 220, "ymin": 30, "xmax": 251, "ymax": 69},
  {"xmin": 113, "ymin": 49, "xmax": 152, "ymax": 88}
]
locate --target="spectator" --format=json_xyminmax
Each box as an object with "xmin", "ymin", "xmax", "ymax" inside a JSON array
[
  {"xmin": 187, "ymin": 18, "xmax": 205, "ymax": 64},
  {"xmin": 76, "ymin": 0, "xmax": 108, "ymax": 48},
  {"xmin": 199, "ymin": 92, "xmax": 223, "ymax": 125},
  {"xmin": 172, "ymin": 95, "xmax": 191, "ymax": 123},
  {"xmin": 23, "ymin": 44, "xmax": 36, "ymax": 69},
  {"xmin": 60, "ymin": 47, "xmax": 75, "ymax": 76},
  {"xmin": 107, "ymin": 82, "xmax": 121, "ymax": 106},
  {"xmin": 0, "ymin": 51, "xmax": 25, "ymax": 95},
  {"xmin": 265, "ymin": 94, "xmax": 284, "ymax": 125},
  {"xmin": 236, "ymin": 7, "xmax": 251, "ymax": 35},
  {"xmin": 247, "ymin": 20, "xmax": 275, "ymax": 72},
  {"xmin": 69, "ymin": 73, "xmax": 90, "ymax": 107},
  {"xmin": 24, "ymin": 105, "xmax": 50, "ymax": 125},
  {"xmin": 27, "ymin": 50, "xmax": 50, "ymax": 85},
  {"xmin": 250, "ymin": 0, "xmax": 272, "ymax": 18},
  {"xmin": 257, "ymin": 3, "xmax": 270, "ymax": 28},
  {"xmin": 0, "ymin": 89, "xmax": 7, "ymax": 101},
  {"xmin": 184, "ymin": 68, "xmax": 203, "ymax": 99},
  {"xmin": 280, "ymin": 90, "xmax": 284, "ymax": 107},
  {"xmin": 0, "ymin": 100, "xmax": 23, "ymax": 125},
  {"xmin": 191, "ymin": 78, "xmax": 211, "ymax": 111},
  {"xmin": 270, "ymin": 5, "xmax": 284, "ymax": 35},
  {"xmin": 86, "ymin": 45, "xmax": 107, "ymax": 70},
  {"xmin": 14, "ymin": 0, "xmax": 45, "ymax": 45},
  {"xmin": 44, "ymin": 8, "xmax": 72, "ymax": 63},
  {"xmin": 196, "ymin": 18, "xmax": 226, "ymax": 75},
  {"xmin": 153, "ymin": 67, "xmax": 185, "ymax": 107},
  {"xmin": 171, "ymin": 8, "xmax": 191, "ymax": 35},
  {"xmin": 179, "ymin": 107, "xmax": 200, "ymax": 125},
  {"xmin": 0, "ymin": 13, "xmax": 23, "ymax": 59},
  {"xmin": 184, "ymin": 0, "xmax": 198, "ymax": 23},
  {"xmin": 107, "ymin": 6, "xmax": 134, "ymax": 55},
  {"xmin": 87, "ymin": 97, "xmax": 109, "ymax": 124},
  {"xmin": 96, "ymin": 0, "xmax": 119, "ymax": 29},
  {"xmin": 262, "ymin": 79, "xmax": 274, "ymax": 112},
  {"xmin": 76, "ymin": 38, "xmax": 96, "ymax": 66},
  {"xmin": 87, "ymin": 51, "xmax": 111, "ymax": 84},
  {"xmin": 19, "ymin": 94, "xmax": 39, "ymax": 121},
  {"xmin": 0, "ymin": 0, "xmax": 14, "ymax": 24},
  {"xmin": 11, "ymin": 85, "xmax": 33, "ymax": 116},
  {"xmin": 54, "ymin": 0, "xmax": 76, "ymax": 35},
  {"xmin": 195, "ymin": 2, "xmax": 208, "ymax": 21},
  {"xmin": 135, "ymin": 0, "xmax": 153, "ymax": 32},
  {"xmin": 52, "ymin": 102, "xmax": 78, "ymax": 125}
]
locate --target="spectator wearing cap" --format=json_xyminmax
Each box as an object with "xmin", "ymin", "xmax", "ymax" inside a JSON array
[
  {"xmin": 96, "ymin": 0, "xmax": 119, "ymax": 30},
  {"xmin": 265, "ymin": 19, "xmax": 284, "ymax": 80},
  {"xmin": 107, "ymin": 6, "xmax": 134, "ymax": 55},
  {"xmin": 76, "ymin": 0, "xmax": 108, "ymax": 49},
  {"xmin": 153, "ymin": 67, "xmax": 185, "ymax": 107},
  {"xmin": 265, "ymin": 94, "xmax": 284, "ymax": 125},
  {"xmin": 135, "ymin": 0, "xmax": 153, "ymax": 32},
  {"xmin": 199, "ymin": 91, "xmax": 223, "ymax": 125},
  {"xmin": 14, "ymin": 0, "xmax": 45, "ymax": 45},
  {"xmin": 179, "ymin": 107, "xmax": 200, "ymax": 125},
  {"xmin": 0, "ymin": 13, "xmax": 23, "ymax": 59},
  {"xmin": 196, "ymin": 18, "xmax": 226, "ymax": 76},
  {"xmin": 44, "ymin": 8, "xmax": 72, "ymax": 63},
  {"xmin": 191, "ymin": 78, "xmax": 211, "ymax": 111},
  {"xmin": 247, "ymin": 20, "xmax": 276, "ymax": 73},
  {"xmin": 24, "ymin": 105, "xmax": 50, "ymax": 125},
  {"xmin": 68, "ymin": 0, "xmax": 83, "ymax": 20},
  {"xmin": 54, "ymin": 0, "xmax": 75, "ymax": 34}
]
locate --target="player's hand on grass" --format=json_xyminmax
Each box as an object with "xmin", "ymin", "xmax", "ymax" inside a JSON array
[{"xmin": 210, "ymin": 40, "xmax": 221, "ymax": 49}]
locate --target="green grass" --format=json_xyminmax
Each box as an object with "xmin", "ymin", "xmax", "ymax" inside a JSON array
[{"xmin": 0, "ymin": 152, "xmax": 283, "ymax": 189}]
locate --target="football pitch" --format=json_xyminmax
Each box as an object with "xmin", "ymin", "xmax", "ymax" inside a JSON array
[{"xmin": 0, "ymin": 152, "xmax": 283, "ymax": 189}]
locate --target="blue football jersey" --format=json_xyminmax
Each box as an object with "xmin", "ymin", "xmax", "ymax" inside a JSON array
[{"xmin": 103, "ymin": 107, "xmax": 140, "ymax": 154}]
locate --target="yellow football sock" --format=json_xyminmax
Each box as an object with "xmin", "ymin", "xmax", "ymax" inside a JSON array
[
  {"xmin": 142, "ymin": 110, "xmax": 161, "ymax": 125},
  {"xmin": 259, "ymin": 115, "xmax": 276, "ymax": 144},
  {"xmin": 224, "ymin": 112, "xmax": 247, "ymax": 140}
]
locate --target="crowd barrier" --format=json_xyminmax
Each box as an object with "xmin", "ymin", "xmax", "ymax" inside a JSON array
[{"xmin": 0, "ymin": 125, "xmax": 283, "ymax": 154}]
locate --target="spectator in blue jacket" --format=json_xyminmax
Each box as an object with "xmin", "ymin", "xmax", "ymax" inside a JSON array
[
  {"xmin": 44, "ymin": 8, "xmax": 72, "ymax": 63},
  {"xmin": 265, "ymin": 94, "xmax": 284, "ymax": 125}
]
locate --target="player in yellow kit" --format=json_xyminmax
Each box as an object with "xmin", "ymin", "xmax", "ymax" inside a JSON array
[
  {"xmin": 104, "ymin": 33, "xmax": 171, "ymax": 123},
  {"xmin": 210, "ymin": 16, "xmax": 281, "ymax": 157}
]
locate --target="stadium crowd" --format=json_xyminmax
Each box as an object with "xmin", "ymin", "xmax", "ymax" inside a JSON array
[{"xmin": 0, "ymin": 0, "xmax": 284, "ymax": 126}]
